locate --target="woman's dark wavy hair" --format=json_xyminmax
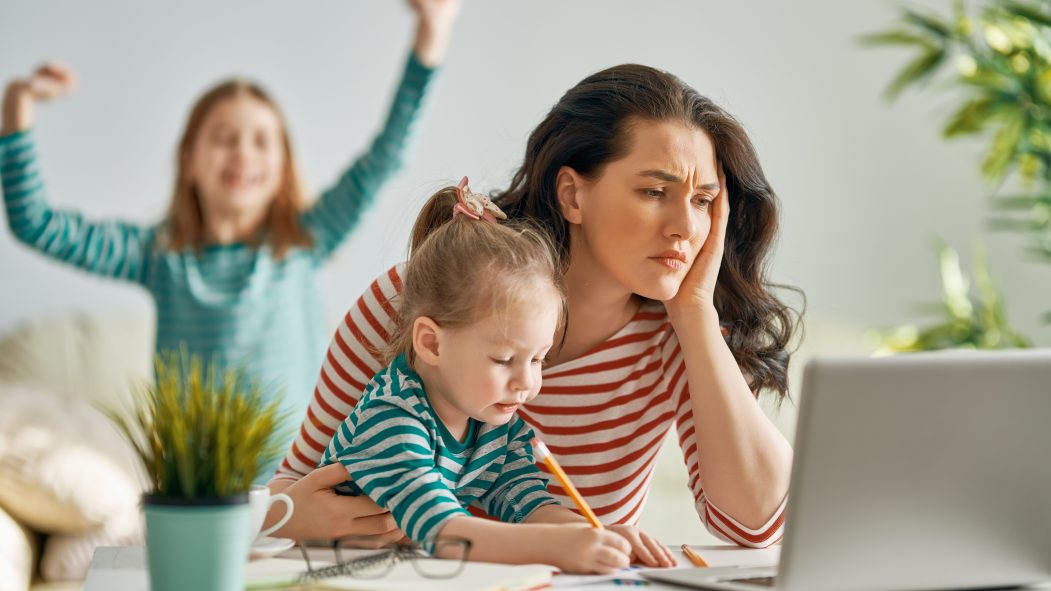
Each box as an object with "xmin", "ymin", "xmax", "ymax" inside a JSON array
[{"xmin": 492, "ymin": 64, "xmax": 803, "ymax": 400}]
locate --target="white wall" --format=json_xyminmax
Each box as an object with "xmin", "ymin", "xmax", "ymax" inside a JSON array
[
  {"xmin": 4, "ymin": 1, "xmax": 1047, "ymax": 346},
  {"xmin": 4, "ymin": 0, "xmax": 1049, "ymax": 546}
]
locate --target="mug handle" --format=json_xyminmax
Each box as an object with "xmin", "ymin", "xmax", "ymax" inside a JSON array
[{"xmin": 259, "ymin": 493, "xmax": 294, "ymax": 538}]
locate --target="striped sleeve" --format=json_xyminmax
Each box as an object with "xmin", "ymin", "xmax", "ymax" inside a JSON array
[
  {"xmin": 0, "ymin": 131, "xmax": 152, "ymax": 283},
  {"xmin": 271, "ymin": 264, "xmax": 405, "ymax": 483},
  {"xmin": 325, "ymin": 372, "xmax": 469, "ymax": 549},
  {"xmin": 476, "ymin": 419, "xmax": 559, "ymax": 523},
  {"xmin": 664, "ymin": 333, "xmax": 787, "ymax": 548},
  {"xmin": 302, "ymin": 53, "xmax": 437, "ymax": 258}
]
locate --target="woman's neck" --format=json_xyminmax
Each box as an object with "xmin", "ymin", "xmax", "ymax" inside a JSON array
[{"xmin": 548, "ymin": 241, "xmax": 641, "ymax": 367}]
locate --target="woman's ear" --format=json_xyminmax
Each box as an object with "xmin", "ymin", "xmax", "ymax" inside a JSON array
[
  {"xmin": 412, "ymin": 316, "xmax": 442, "ymax": 366},
  {"xmin": 555, "ymin": 166, "xmax": 585, "ymax": 225}
]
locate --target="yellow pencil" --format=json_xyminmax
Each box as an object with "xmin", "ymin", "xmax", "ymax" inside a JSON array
[
  {"xmin": 531, "ymin": 437, "xmax": 604, "ymax": 529},
  {"xmin": 680, "ymin": 544, "xmax": 709, "ymax": 567}
]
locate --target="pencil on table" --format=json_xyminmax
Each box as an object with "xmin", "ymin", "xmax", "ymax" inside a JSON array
[
  {"xmin": 531, "ymin": 437, "xmax": 604, "ymax": 529},
  {"xmin": 680, "ymin": 544, "xmax": 709, "ymax": 567}
]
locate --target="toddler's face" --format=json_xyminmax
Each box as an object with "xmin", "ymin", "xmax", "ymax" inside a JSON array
[
  {"xmin": 437, "ymin": 290, "xmax": 561, "ymax": 426},
  {"xmin": 188, "ymin": 94, "xmax": 285, "ymax": 224}
]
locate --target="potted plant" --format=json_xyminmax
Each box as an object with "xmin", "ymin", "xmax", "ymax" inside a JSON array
[
  {"xmin": 105, "ymin": 352, "xmax": 287, "ymax": 591},
  {"xmin": 861, "ymin": 0, "xmax": 1050, "ymax": 349}
]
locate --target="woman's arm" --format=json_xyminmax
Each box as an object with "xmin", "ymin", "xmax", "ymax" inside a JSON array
[
  {"xmin": 664, "ymin": 169, "xmax": 792, "ymax": 538},
  {"xmin": 267, "ymin": 266, "xmax": 405, "ymax": 538}
]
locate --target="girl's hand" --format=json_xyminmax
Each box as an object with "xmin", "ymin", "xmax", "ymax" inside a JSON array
[
  {"xmin": 3, "ymin": 62, "xmax": 77, "ymax": 134},
  {"xmin": 665, "ymin": 166, "xmax": 729, "ymax": 321},
  {"xmin": 268, "ymin": 463, "xmax": 406, "ymax": 543},
  {"xmin": 607, "ymin": 524, "xmax": 678, "ymax": 567},
  {"xmin": 24, "ymin": 62, "xmax": 78, "ymax": 101},
  {"xmin": 407, "ymin": 0, "xmax": 462, "ymax": 67},
  {"xmin": 546, "ymin": 524, "xmax": 632, "ymax": 575}
]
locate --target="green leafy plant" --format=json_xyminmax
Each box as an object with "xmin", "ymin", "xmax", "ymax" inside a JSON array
[
  {"xmin": 870, "ymin": 241, "xmax": 1031, "ymax": 353},
  {"xmin": 105, "ymin": 352, "xmax": 288, "ymax": 499},
  {"xmin": 860, "ymin": 0, "xmax": 1047, "ymax": 347}
]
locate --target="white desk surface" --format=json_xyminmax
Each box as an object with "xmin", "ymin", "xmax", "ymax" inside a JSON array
[
  {"xmin": 83, "ymin": 544, "xmax": 773, "ymax": 591},
  {"xmin": 84, "ymin": 544, "xmax": 1050, "ymax": 591}
]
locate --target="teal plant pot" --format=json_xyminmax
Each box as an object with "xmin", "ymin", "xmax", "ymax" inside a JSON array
[{"xmin": 143, "ymin": 494, "xmax": 251, "ymax": 591}]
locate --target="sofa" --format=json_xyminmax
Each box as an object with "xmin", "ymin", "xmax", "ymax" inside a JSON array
[{"xmin": 0, "ymin": 313, "xmax": 152, "ymax": 591}]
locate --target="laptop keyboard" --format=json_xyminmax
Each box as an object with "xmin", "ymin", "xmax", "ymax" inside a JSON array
[{"xmin": 728, "ymin": 576, "xmax": 777, "ymax": 586}]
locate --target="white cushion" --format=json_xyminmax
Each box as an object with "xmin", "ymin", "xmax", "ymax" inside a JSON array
[
  {"xmin": 0, "ymin": 504, "xmax": 36, "ymax": 591},
  {"xmin": 0, "ymin": 383, "xmax": 144, "ymax": 534}
]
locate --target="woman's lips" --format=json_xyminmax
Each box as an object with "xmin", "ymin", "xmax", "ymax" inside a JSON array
[{"xmin": 650, "ymin": 250, "xmax": 688, "ymax": 271}]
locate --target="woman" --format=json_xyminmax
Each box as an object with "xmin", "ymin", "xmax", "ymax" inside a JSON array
[{"xmin": 267, "ymin": 63, "xmax": 799, "ymax": 553}]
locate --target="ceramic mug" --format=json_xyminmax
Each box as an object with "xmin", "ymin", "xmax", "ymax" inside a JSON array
[{"xmin": 248, "ymin": 484, "xmax": 294, "ymax": 541}]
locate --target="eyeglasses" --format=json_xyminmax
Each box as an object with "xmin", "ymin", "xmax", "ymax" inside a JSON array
[{"xmin": 294, "ymin": 535, "xmax": 472, "ymax": 584}]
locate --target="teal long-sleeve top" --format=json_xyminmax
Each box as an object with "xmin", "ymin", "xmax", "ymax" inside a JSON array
[
  {"xmin": 320, "ymin": 354, "xmax": 558, "ymax": 551},
  {"xmin": 0, "ymin": 54, "xmax": 436, "ymax": 443}
]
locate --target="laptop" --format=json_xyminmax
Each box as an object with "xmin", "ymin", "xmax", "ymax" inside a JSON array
[{"xmin": 643, "ymin": 349, "xmax": 1051, "ymax": 591}]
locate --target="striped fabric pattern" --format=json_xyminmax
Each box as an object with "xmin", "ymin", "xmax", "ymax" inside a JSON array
[
  {"xmin": 273, "ymin": 264, "xmax": 787, "ymax": 548},
  {"xmin": 321, "ymin": 353, "xmax": 558, "ymax": 548},
  {"xmin": 0, "ymin": 54, "xmax": 436, "ymax": 439}
]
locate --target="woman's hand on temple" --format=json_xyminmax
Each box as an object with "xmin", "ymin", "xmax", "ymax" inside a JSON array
[
  {"xmin": 665, "ymin": 166, "xmax": 729, "ymax": 322},
  {"xmin": 268, "ymin": 463, "xmax": 406, "ymax": 543}
]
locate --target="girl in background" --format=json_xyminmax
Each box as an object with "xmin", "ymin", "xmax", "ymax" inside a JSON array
[{"xmin": 0, "ymin": 1, "xmax": 462, "ymax": 468}]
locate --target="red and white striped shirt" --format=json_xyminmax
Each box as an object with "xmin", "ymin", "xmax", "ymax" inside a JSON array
[{"xmin": 272, "ymin": 265, "xmax": 786, "ymax": 547}]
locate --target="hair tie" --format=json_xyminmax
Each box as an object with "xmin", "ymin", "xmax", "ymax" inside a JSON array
[{"xmin": 453, "ymin": 176, "xmax": 507, "ymax": 222}]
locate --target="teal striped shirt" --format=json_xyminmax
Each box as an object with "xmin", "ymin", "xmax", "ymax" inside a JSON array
[
  {"xmin": 320, "ymin": 354, "xmax": 558, "ymax": 549},
  {"xmin": 0, "ymin": 55, "xmax": 436, "ymax": 473}
]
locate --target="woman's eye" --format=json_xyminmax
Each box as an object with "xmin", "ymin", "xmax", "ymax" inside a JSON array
[
  {"xmin": 642, "ymin": 188, "xmax": 664, "ymax": 199},
  {"xmin": 694, "ymin": 196, "xmax": 713, "ymax": 210},
  {"xmin": 531, "ymin": 358, "xmax": 544, "ymax": 366},
  {"xmin": 491, "ymin": 357, "xmax": 512, "ymax": 366}
]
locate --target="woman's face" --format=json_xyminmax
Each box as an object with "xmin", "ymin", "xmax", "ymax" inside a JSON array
[{"xmin": 566, "ymin": 118, "xmax": 720, "ymax": 301}]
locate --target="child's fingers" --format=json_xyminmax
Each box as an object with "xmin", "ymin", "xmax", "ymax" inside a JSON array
[
  {"xmin": 37, "ymin": 61, "xmax": 74, "ymax": 81},
  {"xmin": 660, "ymin": 541, "xmax": 678, "ymax": 566},
  {"xmin": 639, "ymin": 532, "xmax": 676, "ymax": 567},
  {"xmin": 625, "ymin": 531, "xmax": 659, "ymax": 566},
  {"xmin": 26, "ymin": 76, "xmax": 63, "ymax": 97},
  {"xmin": 595, "ymin": 546, "xmax": 631, "ymax": 570},
  {"xmin": 30, "ymin": 62, "xmax": 75, "ymax": 95}
]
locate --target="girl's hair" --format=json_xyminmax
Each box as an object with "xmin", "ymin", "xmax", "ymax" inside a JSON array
[
  {"xmin": 385, "ymin": 186, "xmax": 566, "ymax": 367},
  {"xmin": 165, "ymin": 80, "xmax": 312, "ymax": 258},
  {"xmin": 492, "ymin": 64, "xmax": 802, "ymax": 400}
]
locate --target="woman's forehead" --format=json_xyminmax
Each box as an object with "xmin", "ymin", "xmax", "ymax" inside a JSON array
[{"xmin": 615, "ymin": 119, "xmax": 717, "ymax": 181}]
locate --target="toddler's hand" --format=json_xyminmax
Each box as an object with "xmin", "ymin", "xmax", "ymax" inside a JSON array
[
  {"xmin": 548, "ymin": 524, "xmax": 631, "ymax": 574},
  {"xmin": 607, "ymin": 524, "xmax": 678, "ymax": 567}
]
